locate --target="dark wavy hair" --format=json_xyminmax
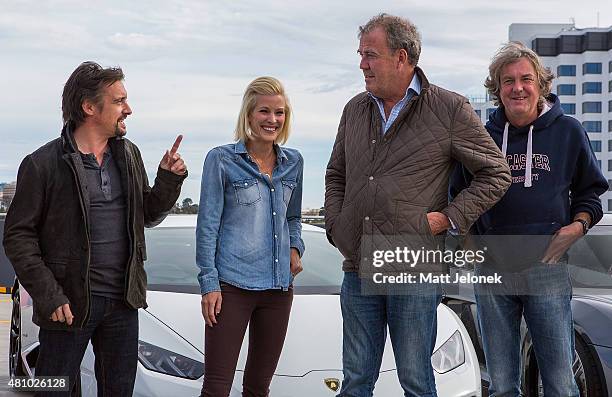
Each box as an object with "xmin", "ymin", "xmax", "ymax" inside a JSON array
[{"xmin": 62, "ymin": 61, "xmax": 124, "ymax": 127}]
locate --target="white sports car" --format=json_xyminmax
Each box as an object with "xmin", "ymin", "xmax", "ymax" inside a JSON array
[{"xmin": 10, "ymin": 214, "xmax": 481, "ymax": 396}]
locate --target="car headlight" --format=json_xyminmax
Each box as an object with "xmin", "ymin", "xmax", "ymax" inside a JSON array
[
  {"xmin": 431, "ymin": 330, "xmax": 465, "ymax": 374},
  {"xmin": 138, "ymin": 340, "xmax": 204, "ymax": 380}
]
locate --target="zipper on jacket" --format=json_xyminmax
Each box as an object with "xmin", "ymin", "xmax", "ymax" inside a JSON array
[
  {"xmin": 121, "ymin": 143, "xmax": 135, "ymax": 301},
  {"xmin": 65, "ymin": 154, "xmax": 92, "ymax": 328}
]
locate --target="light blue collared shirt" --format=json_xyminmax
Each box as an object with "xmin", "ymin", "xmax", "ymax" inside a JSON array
[{"xmin": 368, "ymin": 73, "xmax": 421, "ymax": 134}]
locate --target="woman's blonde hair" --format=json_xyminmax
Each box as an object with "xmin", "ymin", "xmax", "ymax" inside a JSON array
[{"xmin": 234, "ymin": 76, "xmax": 292, "ymax": 145}]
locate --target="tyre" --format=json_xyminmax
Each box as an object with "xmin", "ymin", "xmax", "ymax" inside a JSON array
[
  {"xmin": 527, "ymin": 334, "xmax": 606, "ymax": 397},
  {"xmin": 574, "ymin": 334, "xmax": 606, "ymax": 397},
  {"xmin": 9, "ymin": 282, "xmax": 25, "ymax": 377}
]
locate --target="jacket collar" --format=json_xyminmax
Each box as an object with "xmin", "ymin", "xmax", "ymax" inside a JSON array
[
  {"xmin": 414, "ymin": 66, "xmax": 430, "ymax": 91},
  {"xmin": 61, "ymin": 121, "xmax": 125, "ymax": 155},
  {"xmin": 358, "ymin": 66, "xmax": 431, "ymax": 107},
  {"xmin": 60, "ymin": 122, "xmax": 79, "ymax": 154}
]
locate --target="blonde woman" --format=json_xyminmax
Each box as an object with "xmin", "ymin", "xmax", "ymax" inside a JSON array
[{"xmin": 196, "ymin": 76, "xmax": 304, "ymax": 396}]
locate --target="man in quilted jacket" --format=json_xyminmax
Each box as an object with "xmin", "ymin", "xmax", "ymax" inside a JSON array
[{"xmin": 325, "ymin": 14, "xmax": 511, "ymax": 396}]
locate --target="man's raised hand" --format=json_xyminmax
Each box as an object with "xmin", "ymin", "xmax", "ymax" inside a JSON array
[{"xmin": 160, "ymin": 134, "xmax": 187, "ymax": 175}]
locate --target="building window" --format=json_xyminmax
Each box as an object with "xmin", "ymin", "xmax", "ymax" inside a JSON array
[
  {"xmin": 583, "ymin": 121, "xmax": 602, "ymax": 132},
  {"xmin": 561, "ymin": 103, "xmax": 576, "ymax": 115},
  {"xmin": 598, "ymin": 160, "xmax": 602, "ymax": 170},
  {"xmin": 533, "ymin": 38, "xmax": 557, "ymax": 56},
  {"xmin": 591, "ymin": 140, "xmax": 602, "ymax": 152},
  {"xmin": 585, "ymin": 32, "xmax": 608, "ymax": 51},
  {"xmin": 582, "ymin": 82, "xmax": 602, "ymax": 94},
  {"xmin": 608, "ymin": 159, "xmax": 612, "ymax": 171},
  {"xmin": 557, "ymin": 65, "xmax": 576, "ymax": 76},
  {"xmin": 474, "ymin": 109, "xmax": 481, "ymax": 118},
  {"xmin": 610, "ymin": 120, "xmax": 612, "ymax": 132},
  {"xmin": 582, "ymin": 102, "xmax": 602, "ymax": 113},
  {"xmin": 610, "ymin": 100, "xmax": 612, "ymax": 112},
  {"xmin": 559, "ymin": 35, "xmax": 581, "ymax": 53},
  {"xmin": 583, "ymin": 63, "xmax": 602, "ymax": 74},
  {"xmin": 608, "ymin": 140, "xmax": 612, "ymax": 151},
  {"xmin": 609, "ymin": 80, "xmax": 612, "ymax": 93},
  {"xmin": 486, "ymin": 108, "xmax": 496, "ymax": 118},
  {"xmin": 609, "ymin": 60, "xmax": 612, "ymax": 73},
  {"xmin": 557, "ymin": 84, "xmax": 576, "ymax": 95},
  {"xmin": 608, "ymin": 200, "xmax": 612, "ymax": 210},
  {"xmin": 608, "ymin": 180, "xmax": 612, "ymax": 192}
]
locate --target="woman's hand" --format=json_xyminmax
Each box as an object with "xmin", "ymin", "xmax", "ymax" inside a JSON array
[
  {"xmin": 201, "ymin": 291, "xmax": 222, "ymax": 327},
  {"xmin": 290, "ymin": 248, "xmax": 303, "ymax": 277}
]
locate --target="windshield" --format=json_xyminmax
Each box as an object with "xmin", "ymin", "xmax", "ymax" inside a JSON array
[{"xmin": 144, "ymin": 227, "xmax": 344, "ymax": 292}]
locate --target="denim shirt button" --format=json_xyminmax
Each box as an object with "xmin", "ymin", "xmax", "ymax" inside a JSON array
[
  {"xmin": 275, "ymin": 259, "xmax": 279, "ymax": 262},
  {"xmin": 271, "ymin": 188, "xmax": 275, "ymax": 192},
  {"xmin": 273, "ymin": 212, "xmax": 276, "ymax": 215}
]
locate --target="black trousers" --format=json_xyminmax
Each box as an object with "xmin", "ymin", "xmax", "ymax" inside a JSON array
[{"xmin": 201, "ymin": 283, "xmax": 293, "ymax": 397}]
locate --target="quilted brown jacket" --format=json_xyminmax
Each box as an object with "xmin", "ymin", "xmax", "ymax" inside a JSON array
[{"xmin": 325, "ymin": 68, "xmax": 511, "ymax": 272}]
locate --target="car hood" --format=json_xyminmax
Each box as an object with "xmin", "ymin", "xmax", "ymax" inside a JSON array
[
  {"xmin": 572, "ymin": 291, "xmax": 612, "ymax": 347},
  {"xmin": 144, "ymin": 291, "xmax": 459, "ymax": 376}
]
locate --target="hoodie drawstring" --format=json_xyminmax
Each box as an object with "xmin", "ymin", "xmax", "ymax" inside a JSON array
[
  {"xmin": 524, "ymin": 125, "xmax": 533, "ymax": 188},
  {"xmin": 501, "ymin": 121, "xmax": 534, "ymax": 188},
  {"xmin": 501, "ymin": 122, "xmax": 509, "ymax": 157}
]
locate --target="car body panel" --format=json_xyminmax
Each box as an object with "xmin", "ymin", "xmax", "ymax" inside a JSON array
[
  {"xmin": 12, "ymin": 215, "xmax": 481, "ymax": 396},
  {"xmin": 594, "ymin": 345, "xmax": 612, "ymax": 393},
  {"xmin": 572, "ymin": 294, "xmax": 612, "ymax": 348}
]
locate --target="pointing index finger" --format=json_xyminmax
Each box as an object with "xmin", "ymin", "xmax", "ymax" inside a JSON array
[{"xmin": 169, "ymin": 134, "xmax": 183, "ymax": 156}]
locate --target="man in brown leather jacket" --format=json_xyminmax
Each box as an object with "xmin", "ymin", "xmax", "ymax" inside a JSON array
[
  {"xmin": 324, "ymin": 14, "xmax": 511, "ymax": 397},
  {"xmin": 3, "ymin": 61, "xmax": 187, "ymax": 396}
]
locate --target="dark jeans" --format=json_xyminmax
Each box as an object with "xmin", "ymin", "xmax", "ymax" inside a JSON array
[
  {"xmin": 201, "ymin": 283, "xmax": 293, "ymax": 397},
  {"xmin": 35, "ymin": 295, "xmax": 139, "ymax": 397}
]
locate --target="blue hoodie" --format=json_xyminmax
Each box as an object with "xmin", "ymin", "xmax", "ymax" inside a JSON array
[{"xmin": 450, "ymin": 94, "xmax": 608, "ymax": 237}]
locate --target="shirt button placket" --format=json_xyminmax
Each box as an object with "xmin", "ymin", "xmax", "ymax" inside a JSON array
[{"xmin": 271, "ymin": 182, "xmax": 279, "ymax": 287}]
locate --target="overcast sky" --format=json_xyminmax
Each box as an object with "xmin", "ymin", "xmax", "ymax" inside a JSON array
[{"xmin": 1, "ymin": 0, "xmax": 611, "ymax": 208}]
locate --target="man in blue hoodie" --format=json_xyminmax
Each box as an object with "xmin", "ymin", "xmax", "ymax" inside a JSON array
[{"xmin": 451, "ymin": 42, "xmax": 608, "ymax": 396}]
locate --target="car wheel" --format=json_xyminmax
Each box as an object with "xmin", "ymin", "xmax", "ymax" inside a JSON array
[
  {"xmin": 530, "ymin": 334, "xmax": 604, "ymax": 397},
  {"xmin": 574, "ymin": 335, "xmax": 606, "ymax": 397},
  {"xmin": 9, "ymin": 283, "xmax": 25, "ymax": 376}
]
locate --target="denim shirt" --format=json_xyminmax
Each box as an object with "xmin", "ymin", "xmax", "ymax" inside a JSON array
[{"xmin": 196, "ymin": 141, "xmax": 305, "ymax": 295}]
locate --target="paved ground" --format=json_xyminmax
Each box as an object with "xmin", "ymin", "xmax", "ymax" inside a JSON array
[{"xmin": 0, "ymin": 296, "xmax": 33, "ymax": 397}]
